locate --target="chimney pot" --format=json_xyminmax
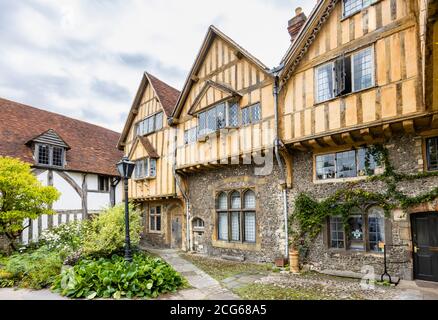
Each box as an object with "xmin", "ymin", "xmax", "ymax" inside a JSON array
[{"xmin": 288, "ymin": 7, "xmax": 307, "ymax": 43}]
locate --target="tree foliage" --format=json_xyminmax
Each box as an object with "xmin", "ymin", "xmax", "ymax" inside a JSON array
[{"xmin": 0, "ymin": 157, "xmax": 60, "ymax": 251}]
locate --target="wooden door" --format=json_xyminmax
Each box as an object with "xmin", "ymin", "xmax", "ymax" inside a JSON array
[
  {"xmin": 412, "ymin": 213, "xmax": 438, "ymax": 282},
  {"xmin": 171, "ymin": 215, "xmax": 182, "ymax": 249}
]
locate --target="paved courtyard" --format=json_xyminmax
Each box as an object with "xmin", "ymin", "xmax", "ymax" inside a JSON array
[{"xmin": 1, "ymin": 247, "xmax": 438, "ymax": 300}]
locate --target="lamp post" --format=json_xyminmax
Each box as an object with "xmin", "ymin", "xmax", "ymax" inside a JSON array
[{"xmin": 117, "ymin": 156, "xmax": 136, "ymax": 262}]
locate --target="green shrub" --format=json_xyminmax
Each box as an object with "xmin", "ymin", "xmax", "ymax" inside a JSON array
[
  {"xmin": 39, "ymin": 221, "xmax": 85, "ymax": 259},
  {"xmin": 52, "ymin": 253, "xmax": 186, "ymax": 299},
  {"xmin": 2, "ymin": 246, "xmax": 63, "ymax": 289},
  {"xmin": 82, "ymin": 204, "xmax": 142, "ymax": 258}
]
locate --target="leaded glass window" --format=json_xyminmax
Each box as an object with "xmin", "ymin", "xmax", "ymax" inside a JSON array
[
  {"xmin": 150, "ymin": 206, "xmax": 161, "ymax": 232},
  {"xmin": 330, "ymin": 217, "xmax": 345, "ymax": 249},
  {"xmin": 231, "ymin": 212, "xmax": 240, "ymax": 241},
  {"xmin": 368, "ymin": 206, "xmax": 385, "ymax": 253},
  {"xmin": 218, "ymin": 212, "xmax": 228, "ymax": 241},
  {"xmin": 347, "ymin": 212, "xmax": 364, "ymax": 251},
  {"xmin": 37, "ymin": 145, "xmax": 50, "ymax": 165},
  {"xmin": 244, "ymin": 212, "xmax": 256, "ymax": 243},
  {"xmin": 353, "ymin": 47, "xmax": 374, "ymax": 91},
  {"xmin": 336, "ymin": 150, "xmax": 357, "ymax": 178},
  {"xmin": 52, "ymin": 147, "xmax": 64, "ymax": 167},
  {"xmin": 427, "ymin": 137, "xmax": 438, "ymax": 171},
  {"xmin": 343, "ymin": 0, "xmax": 376, "ymax": 17},
  {"xmin": 316, "ymin": 62, "xmax": 334, "ymax": 103},
  {"xmin": 228, "ymin": 103, "xmax": 239, "ymax": 127},
  {"xmin": 218, "ymin": 192, "xmax": 228, "ymax": 210},
  {"xmin": 316, "ymin": 154, "xmax": 336, "ymax": 180},
  {"xmin": 231, "ymin": 192, "xmax": 241, "ymax": 209},
  {"xmin": 244, "ymin": 190, "xmax": 256, "ymax": 209}
]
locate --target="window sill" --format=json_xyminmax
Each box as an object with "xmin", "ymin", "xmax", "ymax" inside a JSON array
[
  {"xmin": 148, "ymin": 230, "xmax": 162, "ymax": 235},
  {"xmin": 212, "ymin": 239, "xmax": 260, "ymax": 251},
  {"xmin": 314, "ymin": 85, "xmax": 377, "ymax": 108},
  {"xmin": 88, "ymin": 190, "xmax": 110, "ymax": 194},
  {"xmin": 328, "ymin": 248, "xmax": 384, "ymax": 257},
  {"xmin": 314, "ymin": 175, "xmax": 369, "ymax": 184}
]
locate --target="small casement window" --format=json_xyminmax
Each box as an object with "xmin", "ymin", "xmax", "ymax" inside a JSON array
[
  {"xmin": 134, "ymin": 158, "xmax": 157, "ymax": 179},
  {"xmin": 216, "ymin": 190, "xmax": 257, "ymax": 244},
  {"xmin": 315, "ymin": 46, "xmax": 374, "ymax": 103},
  {"xmin": 426, "ymin": 137, "xmax": 438, "ymax": 171},
  {"xmin": 184, "ymin": 127, "xmax": 198, "ymax": 145},
  {"xmin": 136, "ymin": 112, "xmax": 164, "ymax": 136},
  {"xmin": 150, "ymin": 206, "xmax": 161, "ymax": 232},
  {"xmin": 98, "ymin": 176, "xmax": 109, "ymax": 192},
  {"xmin": 36, "ymin": 144, "xmax": 65, "ymax": 167},
  {"xmin": 328, "ymin": 206, "xmax": 385, "ymax": 253},
  {"xmin": 316, "ymin": 148, "xmax": 377, "ymax": 180},
  {"xmin": 343, "ymin": 0, "xmax": 377, "ymax": 18},
  {"xmin": 193, "ymin": 218, "xmax": 205, "ymax": 229}
]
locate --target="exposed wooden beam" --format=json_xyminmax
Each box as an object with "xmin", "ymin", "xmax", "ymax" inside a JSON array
[
  {"xmin": 323, "ymin": 136, "xmax": 339, "ymax": 147},
  {"xmin": 235, "ymin": 51, "xmax": 244, "ymax": 59},
  {"xmin": 191, "ymin": 75, "xmax": 199, "ymax": 82},
  {"xmin": 402, "ymin": 120, "xmax": 415, "ymax": 134},
  {"xmin": 308, "ymin": 139, "xmax": 324, "ymax": 149},
  {"xmin": 292, "ymin": 142, "xmax": 308, "ymax": 151},
  {"xmin": 431, "ymin": 114, "xmax": 438, "ymax": 129},
  {"xmin": 341, "ymin": 132, "xmax": 355, "ymax": 144},
  {"xmin": 383, "ymin": 124, "xmax": 393, "ymax": 138},
  {"xmin": 360, "ymin": 128, "xmax": 374, "ymax": 143}
]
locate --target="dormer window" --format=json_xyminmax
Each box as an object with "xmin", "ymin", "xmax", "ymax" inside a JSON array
[
  {"xmin": 134, "ymin": 158, "xmax": 157, "ymax": 180},
  {"xmin": 35, "ymin": 144, "xmax": 65, "ymax": 167}
]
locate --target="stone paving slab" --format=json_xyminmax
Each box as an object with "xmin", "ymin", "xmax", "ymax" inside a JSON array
[
  {"xmin": 140, "ymin": 245, "xmax": 239, "ymax": 300},
  {"xmin": 0, "ymin": 288, "xmax": 68, "ymax": 300}
]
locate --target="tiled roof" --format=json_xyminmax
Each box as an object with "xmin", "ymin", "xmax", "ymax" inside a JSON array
[
  {"xmin": 146, "ymin": 72, "xmax": 180, "ymax": 117},
  {"xmin": 0, "ymin": 97, "xmax": 123, "ymax": 176}
]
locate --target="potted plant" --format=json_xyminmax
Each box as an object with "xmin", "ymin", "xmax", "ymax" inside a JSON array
[{"xmin": 289, "ymin": 231, "xmax": 301, "ymax": 274}]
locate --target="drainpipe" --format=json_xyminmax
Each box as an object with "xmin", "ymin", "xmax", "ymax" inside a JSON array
[{"xmin": 271, "ymin": 65, "xmax": 289, "ymax": 259}]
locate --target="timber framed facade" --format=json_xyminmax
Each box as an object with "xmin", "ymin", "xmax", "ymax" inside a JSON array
[{"xmin": 120, "ymin": 0, "xmax": 438, "ymax": 281}]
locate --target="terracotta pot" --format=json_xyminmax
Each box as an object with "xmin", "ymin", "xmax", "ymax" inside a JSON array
[{"xmin": 289, "ymin": 248, "xmax": 300, "ymax": 273}]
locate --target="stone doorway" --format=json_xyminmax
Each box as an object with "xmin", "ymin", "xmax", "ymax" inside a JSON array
[
  {"xmin": 170, "ymin": 209, "xmax": 183, "ymax": 249},
  {"xmin": 411, "ymin": 212, "xmax": 438, "ymax": 282}
]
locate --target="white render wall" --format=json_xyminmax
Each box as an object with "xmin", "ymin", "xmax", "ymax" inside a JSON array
[{"xmin": 53, "ymin": 171, "xmax": 82, "ymax": 210}]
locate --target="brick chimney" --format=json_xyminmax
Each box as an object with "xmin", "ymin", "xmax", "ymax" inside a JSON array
[{"xmin": 288, "ymin": 7, "xmax": 307, "ymax": 43}]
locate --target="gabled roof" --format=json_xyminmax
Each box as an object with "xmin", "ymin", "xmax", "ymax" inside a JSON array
[
  {"xmin": 118, "ymin": 72, "xmax": 180, "ymax": 149},
  {"xmin": 26, "ymin": 129, "xmax": 70, "ymax": 149},
  {"xmin": 128, "ymin": 136, "xmax": 159, "ymax": 160},
  {"xmin": 172, "ymin": 25, "xmax": 272, "ymax": 119},
  {"xmin": 279, "ymin": 0, "xmax": 338, "ymax": 86},
  {"xmin": 0, "ymin": 97, "xmax": 123, "ymax": 176},
  {"xmin": 188, "ymin": 80, "xmax": 242, "ymax": 115}
]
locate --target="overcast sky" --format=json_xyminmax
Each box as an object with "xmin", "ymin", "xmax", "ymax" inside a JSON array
[{"xmin": 0, "ymin": 0, "xmax": 315, "ymax": 132}]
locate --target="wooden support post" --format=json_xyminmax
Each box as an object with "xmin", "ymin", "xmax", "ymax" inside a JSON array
[
  {"xmin": 308, "ymin": 139, "xmax": 324, "ymax": 149},
  {"xmin": 323, "ymin": 136, "xmax": 339, "ymax": 147},
  {"xmin": 293, "ymin": 142, "xmax": 308, "ymax": 151}
]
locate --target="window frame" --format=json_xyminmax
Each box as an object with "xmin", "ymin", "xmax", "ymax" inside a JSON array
[
  {"xmin": 215, "ymin": 189, "xmax": 257, "ymax": 244},
  {"xmin": 134, "ymin": 158, "xmax": 157, "ymax": 180},
  {"xmin": 315, "ymin": 61, "xmax": 335, "ymax": 104},
  {"xmin": 35, "ymin": 143, "xmax": 65, "ymax": 168},
  {"xmin": 351, "ymin": 46, "xmax": 375, "ymax": 93},
  {"xmin": 342, "ymin": 0, "xmax": 378, "ymax": 19},
  {"xmin": 425, "ymin": 136, "xmax": 438, "ymax": 172},
  {"xmin": 327, "ymin": 206, "xmax": 386, "ymax": 253},
  {"xmin": 314, "ymin": 45, "xmax": 375, "ymax": 104},
  {"xmin": 135, "ymin": 111, "xmax": 164, "ymax": 137},
  {"xmin": 314, "ymin": 147, "xmax": 378, "ymax": 182},
  {"xmin": 149, "ymin": 205, "xmax": 162, "ymax": 233},
  {"xmin": 97, "ymin": 175, "xmax": 110, "ymax": 193}
]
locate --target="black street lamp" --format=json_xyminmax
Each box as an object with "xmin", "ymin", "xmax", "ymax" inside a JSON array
[{"xmin": 116, "ymin": 156, "xmax": 136, "ymax": 262}]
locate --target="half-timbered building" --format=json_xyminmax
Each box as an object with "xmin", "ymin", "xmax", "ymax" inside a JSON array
[{"xmin": 0, "ymin": 98, "xmax": 123, "ymax": 246}]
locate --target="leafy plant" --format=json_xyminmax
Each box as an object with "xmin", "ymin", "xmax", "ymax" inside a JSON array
[
  {"xmin": 39, "ymin": 221, "xmax": 85, "ymax": 259},
  {"xmin": 82, "ymin": 204, "xmax": 142, "ymax": 258},
  {"xmin": 0, "ymin": 157, "xmax": 60, "ymax": 251},
  {"xmin": 52, "ymin": 253, "xmax": 186, "ymax": 299},
  {"xmin": 1, "ymin": 246, "xmax": 63, "ymax": 289}
]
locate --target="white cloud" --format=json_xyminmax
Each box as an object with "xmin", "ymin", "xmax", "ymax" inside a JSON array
[{"xmin": 0, "ymin": 0, "xmax": 316, "ymax": 132}]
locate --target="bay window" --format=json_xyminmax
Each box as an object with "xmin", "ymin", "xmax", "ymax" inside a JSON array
[
  {"xmin": 343, "ymin": 0, "xmax": 377, "ymax": 18},
  {"xmin": 136, "ymin": 112, "xmax": 164, "ymax": 136}
]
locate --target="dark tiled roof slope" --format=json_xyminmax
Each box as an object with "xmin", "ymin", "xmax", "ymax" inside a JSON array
[
  {"xmin": 146, "ymin": 72, "xmax": 180, "ymax": 117},
  {"xmin": 0, "ymin": 97, "xmax": 123, "ymax": 176}
]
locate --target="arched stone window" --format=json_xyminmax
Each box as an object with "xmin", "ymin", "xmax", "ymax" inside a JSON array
[
  {"xmin": 192, "ymin": 218, "xmax": 205, "ymax": 230},
  {"xmin": 215, "ymin": 189, "xmax": 257, "ymax": 244}
]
